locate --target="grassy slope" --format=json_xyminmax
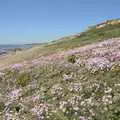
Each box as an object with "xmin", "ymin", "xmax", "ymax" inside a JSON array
[
  {"xmin": 1, "ymin": 19, "xmax": 120, "ymax": 119},
  {"xmin": 0, "ymin": 22, "xmax": 120, "ymax": 69}
]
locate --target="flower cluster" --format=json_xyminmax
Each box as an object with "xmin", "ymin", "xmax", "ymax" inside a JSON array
[
  {"xmin": 1, "ymin": 38, "xmax": 120, "ymax": 119},
  {"xmin": 7, "ymin": 88, "xmax": 22, "ymax": 101},
  {"xmin": 63, "ymin": 73, "xmax": 73, "ymax": 81},
  {"xmin": 30, "ymin": 104, "xmax": 49, "ymax": 119},
  {"xmin": 102, "ymin": 95, "xmax": 112, "ymax": 105},
  {"xmin": 4, "ymin": 112, "xmax": 19, "ymax": 120},
  {"xmin": 87, "ymin": 57, "xmax": 111, "ymax": 72},
  {"xmin": 51, "ymin": 84, "xmax": 64, "ymax": 98},
  {"xmin": 68, "ymin": 82, "xmax": 82, "ymax": 92},
  {"xmin": 10, "ymin": 63, "xmax": 24, "ymax": 70},
  {"xmin": 59, "ymin": 95, "xmax": 82, "ymax": 114}
]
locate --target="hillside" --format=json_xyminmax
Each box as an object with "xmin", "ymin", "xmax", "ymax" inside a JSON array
[
  {"xmin": 1, "ymin": 19, "xmax": 120, "ymax": 70},
  {"xmin": 1, "ymin": 19, "xmax": 120, "ymax": 120}
]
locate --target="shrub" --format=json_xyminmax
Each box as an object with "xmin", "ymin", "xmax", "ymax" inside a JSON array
[
  {"xmin": 0, "ymin": 102, "xmax": 5, "ymax": 112},
  {"xmin": 16, "ymin": 72, "xmax": 30, "ymax": 87},
  {"xmin": 5, "ymin": 69, "xmax": 17, "ymax": 78},
  {"xmin": 67, "ymin": 55, "xmax": 76, "ymax": 63}
]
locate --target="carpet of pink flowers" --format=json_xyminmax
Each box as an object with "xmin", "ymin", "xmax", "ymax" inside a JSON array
[{"xmin": 1, "ymin": 38, "xmax": 120, "ymax": 119}]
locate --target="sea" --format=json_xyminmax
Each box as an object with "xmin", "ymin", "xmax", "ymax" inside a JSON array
[{"xmin": 0, "ymin": 44, "xmax": 33, "ymax": 55}]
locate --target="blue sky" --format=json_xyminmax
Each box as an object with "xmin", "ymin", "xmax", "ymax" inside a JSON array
[{"xmin": 0, "ymin": 0, "xmax": 120, "ymax": 44}]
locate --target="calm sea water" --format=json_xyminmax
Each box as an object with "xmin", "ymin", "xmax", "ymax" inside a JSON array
[{"xmin": 0, "ymin": 44, "xmax": 33, "ymax": 54}]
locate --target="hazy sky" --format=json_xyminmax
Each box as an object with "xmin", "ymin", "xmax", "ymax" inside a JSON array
[{"xmin": 0, "ymin": 0, "xmax": 120, "ymax": 44}]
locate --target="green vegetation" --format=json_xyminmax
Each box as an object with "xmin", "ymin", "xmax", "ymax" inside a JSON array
[
  {"xmin": 1, "ymin": 19, "xmax": 120, "ymax": 119},
  {"xmin": 1, "ymin": 61, "xmax": 120, "ymax": 119},
  {"xmin": 16, "ymin": 72, "xmax": 30, "ymax": 87},
  {"xmin": 49, "ymin": 23, "xmax": 120, "ymax": 50},
  {"xmin": 67, "ymin": 55, "xmax": 77, "ymax": 63},
  {"xmin": 0, "ymin": 102, "xmax": 5, "ymax": 112}
]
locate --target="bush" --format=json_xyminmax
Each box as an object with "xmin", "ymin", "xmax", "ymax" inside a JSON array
[
  {"xmin": 16, "ymin": 72, "xmax": 30, "ymax": 87},
  {"xmin": 67, "ymin": 55, "xmax": 76, "ymax": 63},
  {"xmin": 0, "ymin": 102, "xmax": 5, "ymax": 112}
]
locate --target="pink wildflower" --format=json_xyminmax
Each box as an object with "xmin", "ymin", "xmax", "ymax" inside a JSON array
[{"xmin": 11, "ymin": 63, "xmax": 23, "ymax": 70}]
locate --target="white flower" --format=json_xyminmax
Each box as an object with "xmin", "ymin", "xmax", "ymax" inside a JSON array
[
  {"xmin": 68, "ymin": 82, "xmax": 82, "ymax": 92},
  {"xmin": 115, "ymin": 83, "xmax": 120, "ymax": 86},
  {"xmin": 5, "ymin": 113, "xmax": 14, "ymax": 120},
  {"xmin": 102, "ymin": 95, "xmax": 112, "ymax": 105},
  {"xmin": 8, "ymin": 88, "xmax": 22, "ymax": 101},
  {"xmin": 51, "ymin": 84, "xmax": 64, "ymax": 97},
  {"xmin": 80, "ymin": 101, "xmax": 85, "ymax": 106},
  {"xmin": 5, "ymin": 112, "xmax": 20, "ymax": 120},
  {"xmin": 31, "ymin": 104, "xmax": 48, "ymax": 119},
  {"xmin": 79, "ymin": 116, "xmax": 87, "ymax": 120},
  {"xmin": 32, "ymin": 94, "xmax": 40, "ymax": 103},
  {"xmin": 59, "ymin": 101, "xmax": 68, "ymax": 110},
  {"xmin": 87, "ymin": 57, "xmax": 111, "ymax": 72},
  {"xmin": 73, "ymin": 106, "xmax": 79, "ymax": 111},
  {"xmin": 63, "ymin": 73, "xmax": 73, "ymax": 81},
  {"xmin": 104, "ymin": 87, "xmax": 112, "ymax": 94}
]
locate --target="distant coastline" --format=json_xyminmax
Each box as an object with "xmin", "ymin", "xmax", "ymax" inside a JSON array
[{"xmin": 0, "ymin": 44, "xmax": 33, "ymax": 55}]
